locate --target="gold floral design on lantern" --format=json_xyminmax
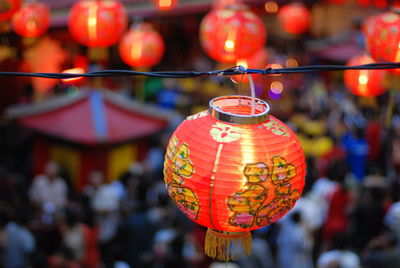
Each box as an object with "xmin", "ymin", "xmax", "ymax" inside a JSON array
[
  {"xmin": 164, "ymin": 135, "xmax": 200, "ymax": 220},
  {"xmin": 187, "ymin": 110, "xmax": 209, "ymax": 121},
  {"xmin": 210, "ymin": 122, "xmax": 242, "ymax": 143},
  {"xmin": 227, "ymin": 162, "xmax": 269, "ymax": 228},
  {"xmin": 263, "ymin": 119, "xmax": 290, "ymax": 137},
  {"xmin": 226, "ymin": 156, "xmax": 300, "ymax": 228}
]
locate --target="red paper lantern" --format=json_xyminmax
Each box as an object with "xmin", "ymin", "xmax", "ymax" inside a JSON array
[
  {"xmin": 344, "ymin": 55, "xmax": 387, "ymax": 97},
  {"xmin": 12, "ymin": 2, "xmax": 49, "ymax": 38},
  {"xmin": 153, "ymin": 0, "xmax": 179, "ymax": 11},
  {"xmin": 68, "ymin": 0, "xmax": 127, "ymax": 48},
  {"xmin": 277, "ymin": 2, "xmax": 311, "ymax": 35},
  {"xmin": 200, "ymin": 4, "xmax": 267, "ymax": 63},
  {"xmin": 365, "ymin": 11, "xmax": 400, "ymax": 63},
  {"xmin": 0, "ymin": 0, "xmax": 20, "ymax": 21},
  {"xmin": 118, "ymin": 23, "xmax": 165, "ymax": 68},
  {"xmin": 164, "ymin": 95, "xmax": 306, "ymax": 260}
]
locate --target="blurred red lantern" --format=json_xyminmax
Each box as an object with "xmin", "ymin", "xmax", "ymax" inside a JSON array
[
  {"xmin": 277, "ymin": 2, "xmax": 311, "ymax": 35},
  {"xmin": 344, "ymin": 55, "xmax": 387, "ymax": 97},
  {"xmin": 200, "ymin": 4, "xmax": 267, "ymax": 63},
  {"xmin": 365, "ymin": 11, "xmax": 400, "ymax": 63},
  {"xmin": 118, "ymin": 23, "xmax": 165, "ymax": 68},
  {"xmin": 164, "ymin": 95, "xmax": 306, "ymax": 261},
  {"xmin": 68, "ymin": 0, "xmax": 127, "ymax": 48},
  {"xmin": 12, "ymin": 2, "xmax": 49, "ymax": 38},
  {"xmin": 0, "ymin": 0, "xmax": 20, "ymax": 21},
  {"xmin": 153, "ymin": 0, "xmax": 179, "ymax": 10}
]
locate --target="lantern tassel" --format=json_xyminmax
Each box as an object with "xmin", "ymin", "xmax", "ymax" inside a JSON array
[{"xmin": 205, "ymin": 228, "xmax": 252, "ymax": 261}]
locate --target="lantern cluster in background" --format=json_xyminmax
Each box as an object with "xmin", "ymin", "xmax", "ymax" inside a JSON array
[
  {"xmin": 0, "ymin": 0, "xmax": 20, "ymax": 21},
  {"xmin": 344, "ymin": 55, "xmax": 387, "ymax": 97},
  {"xmin": 200, "ymin": 4, "xmax": 267, "ymax": 63},
  {"xmin": 365, "ymin": 10, "xmax": 400, "ymax": 63},
  {"xmin": 12, "ymin": 2, "xmax": 50, "ymax": 38},
  {"xmin": 68, "ymin": 0, "xmax": 127, "ymax": 48},
  {"xmin": 119, "ymin": 23, "xmax": 165, "ymax": 68},
  {"xmin": 277, "ymin": 2, "xmax": 311, "ymax": 35},
  {"xmin": 164, "ymin": 96, "xmax": 306, "ymax": 261},
  {"xmin": 153, "ymin": 0, "xmax": 179, "ymax": 11}
]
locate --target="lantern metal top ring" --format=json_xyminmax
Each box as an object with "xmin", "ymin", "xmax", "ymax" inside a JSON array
[{"xmin": 209, "ymin": 95, "xmax": 270, "ymax": 125}]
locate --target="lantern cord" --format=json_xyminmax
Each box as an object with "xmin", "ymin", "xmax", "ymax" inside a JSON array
[
  {"xmin": 0, "ymin": 62, "xmax": 399, "ymax": 79},
  {"xmin": 247, "ymin": 73, "xmax": 256, "ymax": 115}
]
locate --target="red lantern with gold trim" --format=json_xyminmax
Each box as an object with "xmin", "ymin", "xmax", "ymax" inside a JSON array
[
  {"xmin": 68, "ymin": 0, "xmax": 127, "ymax": 48},
  {"xmin": 0, "ymin": 0, "xmax": 21, "ymax": 21},
  {"xmin": 365, "ymin": 10, "xmax": 400, "ymax": 63},
  {"xmin": 277, "ymin": 2, "xmax": 311, "ymax": 35},
  {"xmin": 153, "ymin": 0, "xmax": 179, "ymax": 11},
  {"xmin": 344, "ymin": 55, "xmax": 387, "ymax": 97},
  {"xmin": 12, "ymin": 2, "xmax": 49, "ymax": 38},
  {"xmin": 164, "ymin": 95, "xmax": 306, "ymax": 261},
  {"xmin": 118, "ymin": 23, "xmax": 165, "ymax": 68},
  {"xmin": 200, "ymin": 4, "xmax": 267, "ymax": 63}
]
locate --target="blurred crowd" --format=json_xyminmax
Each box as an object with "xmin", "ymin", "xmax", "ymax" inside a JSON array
[{"xmin": 2, "ymin": 65, "xmax": 400, "ymax": 268}]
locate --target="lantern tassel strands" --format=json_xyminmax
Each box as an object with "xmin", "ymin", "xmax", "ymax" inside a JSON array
[{"xmin": 205, "ymin": 229, "xmax": 252, "ymax": 261}]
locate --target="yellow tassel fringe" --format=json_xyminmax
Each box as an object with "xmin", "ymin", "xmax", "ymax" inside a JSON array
[{"xmin": 205, "ymin": 228, "xmax": 252, "ymax": 261}]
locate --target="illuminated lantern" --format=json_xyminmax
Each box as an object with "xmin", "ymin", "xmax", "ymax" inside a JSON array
[
  {"xmin": 365, "ymin": 10, "xmax": 400, "ymax": 63},
  {"xmin": 200, "ymin": 4, "xmax": 267, "ymax": 63},
  {"xmin": 68, "ymin": 0, "xmax": 127, "ymax": 48},
  {"xmin": 153, "ymin": 0, "xmax": 179, "ymax": 10},
  {"xmin": 277, "ymin": 2, "xmax": 311, "ymax": 35},
  {"xmin": 0, "ymin": 0, "xmax": 20, "ymax": 21},
  {"xmin": 344, "ymin": 55, "xmax": 387, "ymax": 97},
  {"xmin": 118, "ymin": 23, "xmax": 165, "ymax": 68},
  {"xmin": 12, "ymin": 2, "xmax": 49, "ymax": 38},
  {"xmin": 164, "ymin": 95, "xmax": 306, "ymax": 260}
]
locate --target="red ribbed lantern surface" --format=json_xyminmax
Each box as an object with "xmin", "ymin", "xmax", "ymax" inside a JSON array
[
  {"xmin": 0, "ymin": 0, "xmax": 20, "ymax": 21},
  {"xmin": 12, "ymin": 2, "xmax": 49, "ymax": 38},
  {"xmin": 200, "ymin": 4, "xmax": 267, "ymax": 63},
  {"xmin": 277, "ymin": 2, "xmax": 311, "ymax": 35},
  {"xmin": 118, "ymin": 23, "xmax": 165, "ymax": 68},
  {"xmin": 164, "ymin": 96, "xmax": 306, "ymax": 261},
  {"xmin": 365, "ymin": 10, "xmax": 400, "ymax": 63},
  {"xmin": 344, "ymin": 55, "xmax": 387, "ymax": 97},
  {"xmin": 68, "ymin": 0, "xmax": 127, "ymax": 48}
]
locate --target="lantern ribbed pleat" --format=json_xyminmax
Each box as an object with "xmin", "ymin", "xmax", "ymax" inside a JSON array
[{"xmin": 164, "ymin": 101, "xmax": 306, "ymax": 261}]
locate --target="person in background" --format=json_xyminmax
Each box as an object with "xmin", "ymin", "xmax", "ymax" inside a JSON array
[
  {"xmin": 29, "ymin": 161, "xmax": 68, "ymax": 210},
  {"xmin": 317, "ymin": 234, "xmax": 360, "ymax": 268},
  {"xmin": 1, "ymin": 210, "xmax": 36, "ymax": 268},
  {"xmin": 277, "ymin": 212, "xmax": 313, "ymax": 268},
  {"xmin": 362, "ymin": 232, "xmax": 400, "ymax": 268}
]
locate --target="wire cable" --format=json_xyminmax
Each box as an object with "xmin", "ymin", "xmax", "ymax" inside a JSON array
[{"xmin": 0, "ymin": 62, "xmax": 399, "ymax": 79}]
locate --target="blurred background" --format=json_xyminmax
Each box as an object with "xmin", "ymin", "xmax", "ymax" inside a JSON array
[{"xmin": 0, "ymin": 0, "xmax": 400, "ymax": 267}]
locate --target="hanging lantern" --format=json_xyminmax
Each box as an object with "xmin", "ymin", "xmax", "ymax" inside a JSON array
[
  {"xmin": 118, "ymin": 23, "xmax": 165, "ymax": 68},
  {"xmin": 12, "ymin": 2, "xmax": 49, "ymax": 38},
  {"xmin": 164, "ymin": 95, "xmax": 306, "ymax": 261},
  {"xmin": 0, "ymin": 0, "xmax": 20, "ymax": 21},
  {"xmin": 344, "ymin": 55, "xmax": 387, "ymax": 97},
  {"xmin": 365, "ymin": 10, "xmax": 400, "ymax": 63},
  {"xmin": 200, "ymin": 4, "xmax": 267, "ymax": 63},
  {"xmin": 277, "ymin": 2, "xmax": 311, "ymax": 35},
  {"xmin": 153, "ymin": 0, "xmax": 179, "ymax": 11},
  {"xmin": 68, "ymin": 0, "xmax": 127, "ymax": 48}
]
